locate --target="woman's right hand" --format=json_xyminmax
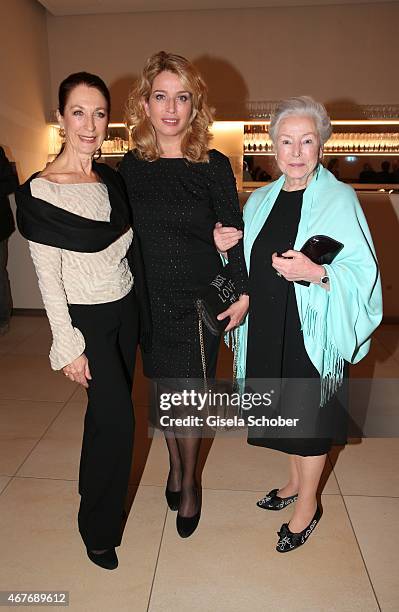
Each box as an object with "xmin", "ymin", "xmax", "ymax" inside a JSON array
[
  {"xmin": 213, "ymin": 222, "xmax": 243, "ymax": 257},
  {"xmin": 62, "ymin": 354, "xmax": 92, "ymax": 388}
]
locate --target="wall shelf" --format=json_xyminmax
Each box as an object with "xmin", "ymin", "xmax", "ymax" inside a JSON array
[
  {"xmin": 47, "ymin": 123, "xmax": 130, "ymax": 156},
  {"xmin": 245, "ymin": 152, "xmax": 399, "ymax": 157},
  {"xmin": 47, "ymin": 119, "xmax": 399, "ymax": 186}
]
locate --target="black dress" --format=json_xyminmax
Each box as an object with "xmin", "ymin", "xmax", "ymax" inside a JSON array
[
  {"xmin": 245, "ymin": 188, "xmax": 347, "ymax": 456},
  {"xmin": 119, "ymin": 149, "xmax": 248, "ymax": 382}
]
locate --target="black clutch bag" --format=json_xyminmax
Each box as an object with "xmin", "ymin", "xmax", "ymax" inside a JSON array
[
  {"xmin": 195, "ymin": 267, "xmax": 241, "ymax": 428},
  {"xmin": 195, "ymin": 265, "xmax": 239, "ymax": 336},
  {"xmin": 296, "ymin": 234, "xmax": 344, "ymax": 287}
]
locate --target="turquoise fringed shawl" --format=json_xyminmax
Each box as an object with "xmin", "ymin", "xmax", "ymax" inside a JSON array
[{"xmin": 233, "ymin": 165, "xmax": 383, "ymax": 405}]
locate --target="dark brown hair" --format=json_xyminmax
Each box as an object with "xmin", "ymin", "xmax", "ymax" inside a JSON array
[{"xmin": 58, "ymin": 72, "xmax": 111, "ymax": 116}]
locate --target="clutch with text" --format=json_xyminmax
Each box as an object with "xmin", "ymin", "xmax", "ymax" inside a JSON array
[{"xmin": 195, "ymin": 265, "xmax": 239, "ymax": 336}]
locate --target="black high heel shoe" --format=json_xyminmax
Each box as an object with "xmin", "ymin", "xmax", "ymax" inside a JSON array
[
  {"xmin": 87, "ymin": 547, "xmax": 118, "ymax": 570},
  {"xmin": 165, "ymin": 488, "xmax": 181, "ymax": 511},
  {"xmin": 257, "ymin": 488, "xmax": 298, "ymax": 511},
  {"xmin": 276, "ymin": 505, "xmax": 322, "ymax": 553},
  {"xmin": 176, "ymin": 509, "xmax": 201, "ymax": 538},
  {"xmin": 176, "ymin": 489, "xmax": 201, "ymax": 538},
  {"xmin": 165, "ymin": 469, "xmax": 182, "ymax": 511}
]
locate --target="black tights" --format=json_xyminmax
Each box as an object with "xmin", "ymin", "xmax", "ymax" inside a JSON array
[
  {"xmin": 152, "ymin": 380, "xmax": 204, "ymax": 518},
  {"xmin": 165, "ymin": 432, "xmax": 201, "ymax": 516},
  {"xmin": 152, "ymin": 329, "xmax": 220, "ymax": 517}
]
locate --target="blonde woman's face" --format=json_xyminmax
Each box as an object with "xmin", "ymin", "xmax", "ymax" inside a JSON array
[
  {"xmin": 274, "ymin": 115, "xmax": 322, "ymax": 184},
  {"xmin": 144, "ymin": 71, "xmax": 192, "ymax": 145}
]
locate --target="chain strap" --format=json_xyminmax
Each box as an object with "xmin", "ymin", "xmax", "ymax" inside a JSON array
[
  {"xmin": 232, "ymin": 327, "xmax": 239, "ymax": 388},
  {"xmin": 198, "ymin": 315, "xmax": 208, "ymax": 394},
  {"xmin": 198, "ymin": 313, "xmax": 241, "ymax": 430},
  {"xmin": 198, "ymin": 314, "xmax": 239, "ymax": 390}
]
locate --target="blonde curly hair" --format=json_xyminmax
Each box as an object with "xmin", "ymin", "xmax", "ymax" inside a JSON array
[{"xmin": 125, "ymin": 51, "xmax": 214, "ymax": 162}]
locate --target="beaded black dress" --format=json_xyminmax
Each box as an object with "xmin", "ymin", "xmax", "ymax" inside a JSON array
[
  {"xmin": 119, "ymin": 149, "xmax": 248, "ymax": 381},
  {"xmin": 245, "ymin": 188, "xmax": 347, "ymax": 456}
]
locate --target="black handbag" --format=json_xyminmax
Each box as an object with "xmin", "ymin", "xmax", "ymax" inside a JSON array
[
  {"xmin": 195, "ymin": 265, "xmax": 239, "ymax": 336},
  {"xmin": 296, "ymin": 234, "xmax": 344, "ymax": 287},
  {"xmin": 195, "ymin": 266, "xmax": 241, "ymax": 431}
]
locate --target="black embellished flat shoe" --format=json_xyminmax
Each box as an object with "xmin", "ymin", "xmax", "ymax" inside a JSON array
[
  {"xmin": 176, "ymin": 509, "xmax": 201, "ymax": 538},
  {"xmin": 257, "ymin": 488, "xmax": 298, "ymax": 511},
  {"xmin": 165, "ymin": 488, "xmax": 181, "ymax": 511},
  {"xmin": 87, "ymin": 547, "xmax": 118, "ymax": 570},
  {"xmin": 276, "ymin": 506, "xmax": 322, "ymax": 553}
]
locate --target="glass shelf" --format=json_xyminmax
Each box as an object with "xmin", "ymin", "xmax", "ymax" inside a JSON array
[
  {"xmin": 243, "ymin": 123, "xmax": 399, "ymax": 156},
  {"xmin": 47, "ymin": 123, "xmax": 131, "ymax": 157},
  {"xmin": 243, "ymin": 121, "xmax": 399, "ymax": 184},
  {"xmin": 46, "ymin": 118, "xmax": 399, "ymax": 186},
  {"xmin": 99, "ymin": 153, "xmax": 125, "ymax": 158},
  {"xmin": 244, "ymin": 151, "xmax": 399, "ymax": 156}
]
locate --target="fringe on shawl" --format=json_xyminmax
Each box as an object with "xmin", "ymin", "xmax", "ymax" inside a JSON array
[
  {"xmin": 224, "ymin": 327, "xmax": 238, "ymax": 351},
  {"xmin": 224, "ymin": 327, "xmax": 245, "ymax": 392},
  {"xmin": 225, "ymin": 304, "xmax": 344, "ymax": 405},
  {"xmin": 302, "ymin": 303, "xmax": 345, "ymax": 406}
]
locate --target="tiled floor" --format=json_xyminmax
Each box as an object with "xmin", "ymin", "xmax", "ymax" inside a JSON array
[{"xmin": 0, "ymin": 316, "xmax": 398, "ymax": 612}]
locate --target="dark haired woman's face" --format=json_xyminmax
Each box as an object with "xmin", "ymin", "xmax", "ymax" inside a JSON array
[
  {"xmin": 144, "ymin": 71, "xmax": 192, "ymax": 149},
  {"xmin": 57, "ymin": 84, "xmax": 108, "ymax": 157}
]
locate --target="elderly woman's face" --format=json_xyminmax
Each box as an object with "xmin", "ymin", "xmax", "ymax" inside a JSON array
[
  {"xmin": 57, "ymin": 84, "xmax": 108, "ymax": 157},
  {"xmin": 274, "ymin": 115, "xmax": 322, "ymax": 184}
]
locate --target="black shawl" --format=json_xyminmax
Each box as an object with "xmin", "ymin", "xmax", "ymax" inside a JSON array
[{"xmin": 16, "ymin": 161, "xmax": 152, "ymax": 351}]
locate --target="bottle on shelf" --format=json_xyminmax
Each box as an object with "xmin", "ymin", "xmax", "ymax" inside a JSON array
[{"xmin": 243, "ymin": 124, "xmax": 273, "ymax": 154}]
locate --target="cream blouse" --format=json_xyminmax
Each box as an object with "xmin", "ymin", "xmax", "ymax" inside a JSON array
[{"xmin": 29, "ymin": 178, "xmax": 133, "ymax": 370}]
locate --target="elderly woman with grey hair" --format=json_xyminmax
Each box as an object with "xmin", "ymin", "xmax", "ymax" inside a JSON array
[{"xmin": 214, "ymin": 96, "xmax": 382, "ymax": 552}]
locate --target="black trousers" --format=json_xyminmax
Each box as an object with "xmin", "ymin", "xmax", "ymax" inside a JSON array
[
  {"xmin": 0, "ymin": 239, "xmax": 12, "ymax": 326},
  {"xmin": 69, "ymin": 290, "xmax": 138, "ymax": 550}
]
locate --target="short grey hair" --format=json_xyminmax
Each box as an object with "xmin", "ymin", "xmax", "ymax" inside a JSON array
[{"xmin": 269, "ymin": 96, "xmax": 332, "ymax": 145}]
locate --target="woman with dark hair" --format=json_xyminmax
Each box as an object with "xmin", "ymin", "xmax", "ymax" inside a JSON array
[
  {"xmin": 120, "ymin": 51, "xmax": 249, "ymax": 538},
  {"xmin": 16, "ymin": 72, "xmax": 144, "ymax": 570}
]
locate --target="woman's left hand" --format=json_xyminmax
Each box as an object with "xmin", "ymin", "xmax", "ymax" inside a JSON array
[
  {"xmin": 213, "ymin": 222, "xmax": 243, "ymax": 256},
  {"xmin": 217, "ymin": 294, "xmax": 249, "ymax": 332},
  {"xmin": 271, "ymin": 250, "xmax": 325, "ymax": 284}
]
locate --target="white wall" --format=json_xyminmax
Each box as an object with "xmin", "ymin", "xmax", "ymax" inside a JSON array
[
  {"xmin": 0, "ymin": 0, "xmax": 51, "ymax": 308},
  {"xmin": 46, "ymin": 2, "xmax": 399, "ymax": 120},
  {"xmin": 2, "ymin": 0, "xmax": 398, "ymax": 309},
  {"xmin": 360, "ymin": 193, "xmax": 399, "ymax": 319}
]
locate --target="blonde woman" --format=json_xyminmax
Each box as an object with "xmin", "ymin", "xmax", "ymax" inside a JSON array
[{"xmin": 119, "ymin": 51, "xmax": 249, "ymax": 537}]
